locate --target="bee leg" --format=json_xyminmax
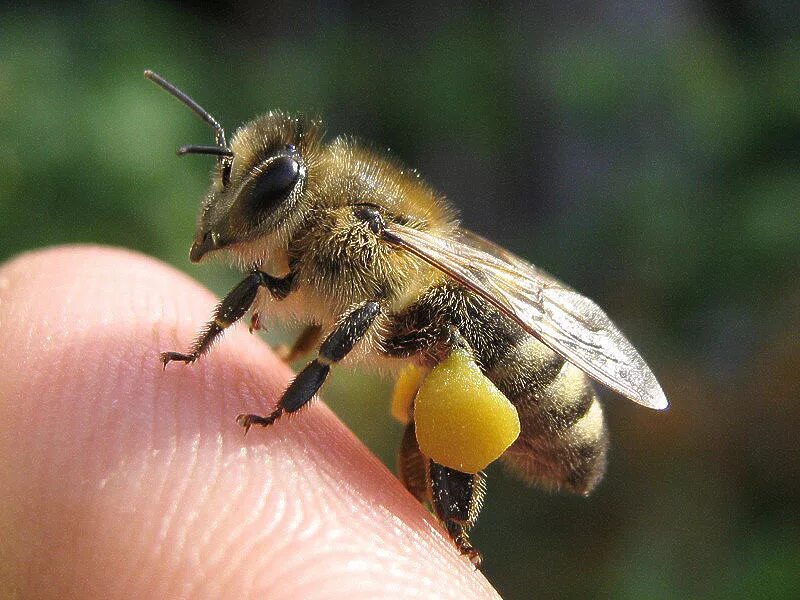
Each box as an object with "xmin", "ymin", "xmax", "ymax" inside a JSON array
[
  {"xmin": 274, "ymin": 324, "xmax": 323, "ymax": 363},
  {"xmin": 248, "ymin": 311, "xmax": 262, "ymax": 333},
  {"xmin": 383, "ymin": 329, "xmax": 437, "ymax": 359},
  {"xmin": 398, "ymin": 422, "xmax": 430, "ymax": 504},
  {"xmin": 237, "ymin": 301, "xmax": 381, "ymax": 431},
  {"xmin": 161, "ymin": 270, "xmax": 294, "ymax": 367},
  {"xmin": 429, "ymin": 461, "xmax": 486, "ymax": 568}
]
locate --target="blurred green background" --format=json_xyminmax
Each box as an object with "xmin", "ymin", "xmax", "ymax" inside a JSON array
[{"xmin": 2, "ymin": 1, "xmax": 798, "ymax": 598}]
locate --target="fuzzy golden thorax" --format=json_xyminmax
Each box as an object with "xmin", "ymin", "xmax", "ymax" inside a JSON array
[{"xmin": 196, "ymin": 120, "xmax": 462, "ymax": 317}]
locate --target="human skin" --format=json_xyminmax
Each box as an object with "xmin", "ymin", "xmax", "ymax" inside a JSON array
[{"xmin": 0, "ymin": 246, "xmax": 500, "ymax": 600}]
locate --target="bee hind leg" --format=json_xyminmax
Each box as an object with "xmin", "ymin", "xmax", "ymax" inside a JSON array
[
  {"xmin": 429, "ymin": 461, "xmax": 486, "ymax": 568},
  {"xmin": 237, "ymin": 301, "xmax": 381, "ymax": 431},
  {"xmin": 398, "ymin": 422, "xmax": 430, "ymax": 504},
  {"xmin": 397, "ymin": 422, "xmax": 485, "ymax": 566}
]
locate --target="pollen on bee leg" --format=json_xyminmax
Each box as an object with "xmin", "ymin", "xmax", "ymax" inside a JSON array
[
  {"xmin": 414, "ymin": 349, "xmax": 521, "ymax": 474},
  {"xmin": 391, "ymin": 363, "xmax": 424, "ymax": 424}
]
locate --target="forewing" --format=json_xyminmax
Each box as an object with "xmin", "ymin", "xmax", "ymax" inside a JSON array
[
  {"xmin": 384, "ymin": 223, "xmax": 668, "ymax": 410},
  {"xmin": 456, "ymin": 229, "xmax": 560, "ymax": 286}
]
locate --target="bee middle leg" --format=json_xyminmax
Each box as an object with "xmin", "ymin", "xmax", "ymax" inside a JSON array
[{"xmin": 237, "ymin": 301, "xmax": 381, "ymax": 431}]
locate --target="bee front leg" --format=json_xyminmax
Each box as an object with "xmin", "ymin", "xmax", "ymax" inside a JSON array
[
  {"xmin": 237, "ymin": 301, "xmax": 381, "ymax": 431},
  {"xmin": 161, "ymin": 270, "xmax": 294, "ymax": 367},
  {"xmin": 429, "ymin": 461, "xmax": 486, "ymax": 568}
]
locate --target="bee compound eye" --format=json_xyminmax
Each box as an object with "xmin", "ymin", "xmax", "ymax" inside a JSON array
[{"xmin": 248, "ymin": 156, "xmax": 301, "ymax": 215}]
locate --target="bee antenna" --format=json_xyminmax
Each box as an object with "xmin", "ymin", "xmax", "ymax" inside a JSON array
[
  {"xmin": 177, "ymin": 145, "xmax": 234, "ymax": 157},
  {"xmin": 144, "ymin": 70, "xmax": 228, "ymax": 150}
]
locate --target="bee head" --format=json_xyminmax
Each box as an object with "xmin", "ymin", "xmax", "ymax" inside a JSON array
[
  {"xmin": 145, "ymin": 71, "xmax": 322, "ymax": 263},
  {"xmin": 190, "ymin": 112, "xmax": 324, "ymax": 263}
]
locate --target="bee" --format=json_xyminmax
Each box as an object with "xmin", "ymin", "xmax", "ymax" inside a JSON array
[{"xmin": 145, "ymin": 70, "xmax": 668, "ymax": 566}]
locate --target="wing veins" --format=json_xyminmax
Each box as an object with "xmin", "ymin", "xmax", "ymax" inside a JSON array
[{"xmin": 382, "ymin": 223, "xmax": 668, "ymax": 410}]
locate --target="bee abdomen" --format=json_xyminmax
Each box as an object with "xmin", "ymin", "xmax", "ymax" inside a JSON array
[
  {"xmin": 487, "ymin": 339, "xmax": 609, "ymax": 495},
  {"xmin": 384, "ymin": 283, "xmax": 608, "ymax": 494}
]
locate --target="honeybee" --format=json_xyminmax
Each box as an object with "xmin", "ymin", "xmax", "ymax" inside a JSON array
[{"xmin": 145, "ymin": 70, "xmax": 667, "ymax": 566}]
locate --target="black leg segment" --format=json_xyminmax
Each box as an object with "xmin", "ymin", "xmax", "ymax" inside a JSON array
[
  {"xmin": 318, "ymin": 301, "xmax": 381, "ymax": 363},
  {"xmin": 281, "ymin": 361, "xmax": 330, "ymax": 412},
  {"xmin": 238, "ymin": 301, "xmax": 381, "ymax": 431},
  {"xmin": 430, "ymin": 461, "xmax": 487, "ymax": 567},
  {"xmin": 161, "ymin": 270, "xmax": 294, "ymax": 367}
]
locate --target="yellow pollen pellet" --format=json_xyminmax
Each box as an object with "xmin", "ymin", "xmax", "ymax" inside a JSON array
[
  {"xmin": 414, "ymin": 349, "xmax": 521, "ymax": 474},
  {"xmin": 391, "ymin": 363, "xmax": 424, "ymax": 424}
]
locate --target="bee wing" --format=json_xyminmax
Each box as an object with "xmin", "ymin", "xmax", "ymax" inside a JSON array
[{"xmin": 383, "ymin": 223, "xmax": 668, "ymax": 410}]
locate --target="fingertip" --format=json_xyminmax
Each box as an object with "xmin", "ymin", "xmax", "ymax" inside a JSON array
[{"xmin": 0, "ymin": 245, "xmax": 500, "ymax": 599}]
